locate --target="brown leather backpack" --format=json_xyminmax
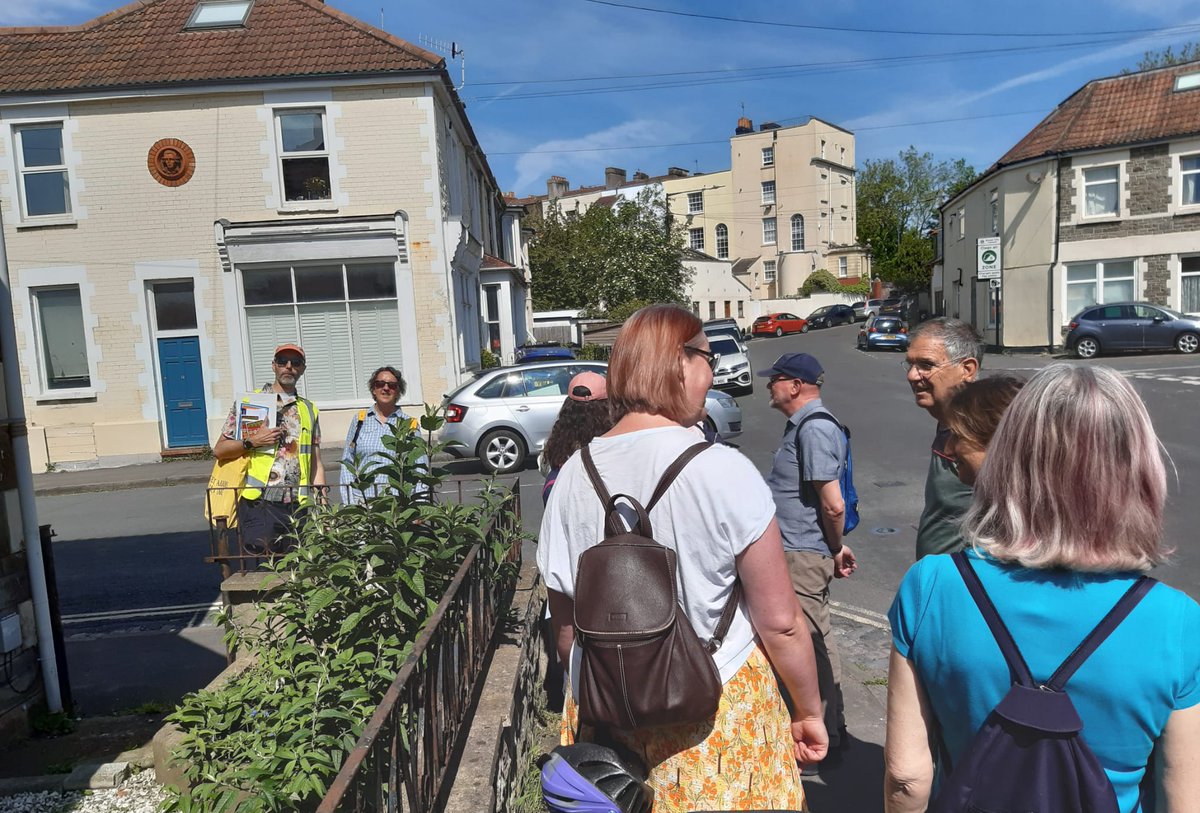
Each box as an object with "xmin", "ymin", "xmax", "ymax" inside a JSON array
[{"xmin": 574, "ymin": 441, "xmax": 741, "ymax": 731}]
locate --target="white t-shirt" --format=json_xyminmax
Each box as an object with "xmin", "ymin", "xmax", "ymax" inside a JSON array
[{"xmin": 537, "ymin": 425, "xmax": 776, "ymax": 685}]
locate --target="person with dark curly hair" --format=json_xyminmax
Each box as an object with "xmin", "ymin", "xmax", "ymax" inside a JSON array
[{"xmin": 539, "ymin": 371, "xmax": 616, "ymax": 505}]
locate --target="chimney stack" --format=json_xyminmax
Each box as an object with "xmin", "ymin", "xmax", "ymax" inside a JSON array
[
  {"xmin": 735, "ymin": 116, "xmax": 754, "ymax": 135},
  {"xmin": 666, "ymin": 167, "xmax": 689, "ymax": 178},
  {"xmin": 632, "ymin": 171, "xmax": 649, "ymax": 181},
  {"xmin": 547, "ymin": 175, "xmax": 569, "ymax": 198},
  {"xmin": 604, "ymin": 167, "xmax": 627, "ymax": 190}
]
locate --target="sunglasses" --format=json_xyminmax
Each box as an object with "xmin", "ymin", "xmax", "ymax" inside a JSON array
[
  {"xmin": 274, "ymin": 357, "xmax": 305, "ymax": 368},
  {"xmin": 371, "ymin": 380, "xmax": 399, "ymax": 391},
  {"xmin": 685, "ymin": 346, "xmax": 720, "ymax": 371}
]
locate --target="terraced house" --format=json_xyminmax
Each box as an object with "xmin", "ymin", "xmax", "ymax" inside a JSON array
[
  {"xmin": 0, "ymin": 0, "xmax": 528, "ymax": 469},
  {"xmin": 936, "ymin": 60, "xmax": 1200, "ymax": 349}
]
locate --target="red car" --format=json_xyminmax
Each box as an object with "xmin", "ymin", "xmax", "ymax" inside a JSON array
[{"xmin": 752, "ymin": 312, "xmax": 809, "ymax": 337}]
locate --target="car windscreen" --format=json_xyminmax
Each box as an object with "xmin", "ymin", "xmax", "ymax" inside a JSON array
[
  {"xmin": 709, "ymin": 338, "xmax": 742, "ymax": 356},
  {"xmin": 808, "ymin": 307, "xmax": 831, "ymax": 318},
  {"xmin": 753, "ymin": 316, "xmax": 771, "ymax": 323},
  {"xmin": 873, "ymin": 319, "xmax": 904, "ymax": 332}
]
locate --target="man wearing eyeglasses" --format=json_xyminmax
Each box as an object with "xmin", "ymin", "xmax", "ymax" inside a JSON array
[
  {"xmin": 904, "ymin": 318, "xmax": 983, "ymax": 559},
  {"xmin": 213, "ymin": 343, "xmax": 325, "ymax": 554},
  {"xmin": 761, "ymin": 352, "xmax": 856, "ymax": 770}
]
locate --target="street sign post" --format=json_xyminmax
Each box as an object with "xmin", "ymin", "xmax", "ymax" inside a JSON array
[
  {"xmin": 977, "ymin": 236, "xmax": 1001, "ymax": 280},
  {"xmin": 989, "ymin": 278, "xmax": 1002, "ymax": 290}
]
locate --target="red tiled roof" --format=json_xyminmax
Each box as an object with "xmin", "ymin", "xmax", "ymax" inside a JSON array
[
  {"xmin": 994, "ymin": 61, "xmax": 1200, "ymax": 168},
  {"xmin": 481, "ymin": 254, "xmax": 515, "ymax": 270},
  {"xmin": 0, "ymin": 0, "xmax": 443, "ymax": 95}
]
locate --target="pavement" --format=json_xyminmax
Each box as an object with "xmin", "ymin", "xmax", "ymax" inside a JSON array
[{"xmin": 27, "ymin": 437, "xmax": 897, "ymax": 809}]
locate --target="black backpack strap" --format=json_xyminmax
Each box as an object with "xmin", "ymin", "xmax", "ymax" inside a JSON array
[
  {"xmin": 952, "ymin": 551, "xmax": 1038, "ymax": 688},
  {"xmin": 350, "ymin": 408, "xmax": 367, "ymax": 450},
  {"xmin": 580, "ymin": 445, "xmax": 625, "ymax": 538},
  {"xmin": 707, "ymin": 581, "xmax": 743, "ymax": 654},
  {"xmin": 1045, "ymin": 576, "xmax": 1155, "ymax": 691}
]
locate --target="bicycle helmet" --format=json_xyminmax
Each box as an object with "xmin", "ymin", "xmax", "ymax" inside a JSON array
[{"xmin": 539, "ymin": 742, "xmax": 653, "ymax": 813}]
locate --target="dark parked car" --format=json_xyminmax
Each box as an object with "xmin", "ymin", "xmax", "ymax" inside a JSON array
[
  {"xmin": 807, "ymin": 304, "xmax": 856, "ymax": 329},
  {"xmin": 1064, "ymin": 302, "xmax": 1200, "ymax": 359},
  {"xmin": 513, "ymin": 343, "xmax": 576, "ymax": 363},
  {"xmin": 857, "ymin": 315, "xmax": 909, "ymax": 351},
  {"xmin": 751, "ymin": 312, "xmax": 808, "ymax": 337},
  {"xmin": 878, "ymin": 297, "xmax": 906, "ymax": 315}
]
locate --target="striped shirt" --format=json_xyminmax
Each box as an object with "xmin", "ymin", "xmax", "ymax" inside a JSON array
[{"xmin": 338, "ymin": 407, "xmax": 429, "ymax": 503}]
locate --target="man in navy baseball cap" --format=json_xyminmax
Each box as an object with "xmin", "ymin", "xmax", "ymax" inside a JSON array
[{"xmin": 757, "ymin": 352, "xmax": 825, "ymax": 385}]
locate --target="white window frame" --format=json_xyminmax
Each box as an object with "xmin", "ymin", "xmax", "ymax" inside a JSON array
[
  {"xmin": 185, "ymin": 0, "xmax": 253, "ymax": 29},
  {"xmin": 1073, "ymin": 151, "xmax": 1128, "ymax": 222},
  {"xmin": 1062, "ymin": 258, "xmax": 1137, "ymax": 324},
  {"xmin": 791, "ymin": 214, "xmax": 805, "ymax": 251},
  {"xmin": 715, "ymin": 223, "xmax": 729, "ymax": 259},
  {"xmin": 687, "ymin": 191, "xmax": 703, "ymax": 214},
  {"xmin": 838, "ymin": 256, "xmax": 848, "ymax": 278},
  {"xmin": 761, "ymin": 180, "xmax": 776, "ymax": 205},
  {"xmin": 957, "ymin": 207, "xmax": 966, "ymax": 240},
  {"xmin": 18, "ymin": 268, "xmax": 102, "ymax": 401},
  {"xmin": 273, "ymin": 106, "xmax": 335, "ymax": 209},
  {"xmin": 1081, "ymin": 165, "xmax": 1120, "ymax": 218},
  {"xmin": 990, "ymin": 189, "xmax": 1000, "ymax": 234},
  {"xmin": 238, "ymin": 260, "xmax": 404, "ymax": 407},
  {"xmin": 763, "ymin": 260, "xmax": 777, "ymax": 283},
  {"xmin": 761, "ymin": 146, "xmax": 774, "ymax": 167},
  {"xmin": 11, "ymin": 120, "xmax": 75, "ymax": 224},
  {"xmin": 762, "ymin": 216, "xmax": 777, "ymax": 245},
  {"xmin": 688, "ymin": 227, "xmax": 705, "ymax": 251},
  {"xmin": 1178, "ymin": 254, "xmax": 1200, "ymax": 314}
]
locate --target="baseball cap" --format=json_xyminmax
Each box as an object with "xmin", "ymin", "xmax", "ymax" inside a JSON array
[
  {"xmin": 756, "ymin": 352, "xmax": 824, "ymax": 384},
  {"xmin": 567, "ymin": 371, "xmax": 607, "ymax": 402},
  {"xmin": 273, "ymin": 343, "xmax": 305, "ymax": 360}
]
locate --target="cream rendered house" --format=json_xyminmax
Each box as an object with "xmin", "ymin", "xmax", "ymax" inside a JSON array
[
  {"xmin": 0, "ymin": 0, "xmax": 522, "ymax": 469},
  {"xmin": 729, "ymin": 117, "xmax": 866, "ymax": 299},
  {"xmin": 937, "ymin": 61, "xmax": 1200, "ymax": 349}
]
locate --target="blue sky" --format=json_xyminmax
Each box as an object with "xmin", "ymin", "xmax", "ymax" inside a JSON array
[{"xmin": 9, "ymin": 0, "xmax": 1200, "ymax": 196}]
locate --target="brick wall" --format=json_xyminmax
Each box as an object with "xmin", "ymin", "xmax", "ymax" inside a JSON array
[
  {"xmin": 1144, "ymin": 254, "xmax": 1171, "ymax": 303},
  {"xmin": 1128, "ymin": 144, "xmax": 1170, "ymax": 216}
]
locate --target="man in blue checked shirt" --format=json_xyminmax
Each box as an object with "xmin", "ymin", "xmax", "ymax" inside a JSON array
[{"xmin": 338, "ymin": 365, "xmax": 429, "ymax": 503}]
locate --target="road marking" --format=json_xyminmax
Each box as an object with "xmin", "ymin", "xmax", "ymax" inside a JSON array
[
  {"xmin": 830, "ymin": 600, "xmax": 891, "ymax": 631},
  {"xmin": 63, "ymin": 601, "xmax": 222, "ymax": 624}
]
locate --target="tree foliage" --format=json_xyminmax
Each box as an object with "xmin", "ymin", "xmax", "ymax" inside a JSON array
[
  {"xmin": 796, "ymin": 268, "xmax": 867, "ymax": 298},
  {"xmin": 164, "ymin": 411, "xmax": 522, "ymax": 813},
  {"xmin": 1125, "ymin": 42, "xmax": 1200, "ymax": 73},
  {"xmin": 529, "ymin": 188, "xmax": 691, "ymax": 316},
  {"xmin": 856, "ymin": 147, "xmax": 977, "ymax": 293}
]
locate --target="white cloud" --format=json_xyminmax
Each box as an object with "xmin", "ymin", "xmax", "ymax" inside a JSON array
[
  {"xmin": 0, "ymin": 0, "xmax": 98, "ymax": 25},
  {"xmin": 510, "ymin": 118, "xmax": 683, "ymax": 195}
]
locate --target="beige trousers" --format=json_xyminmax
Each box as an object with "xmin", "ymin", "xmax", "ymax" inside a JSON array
[{"xmin": 785, "ymin": 549, "xmax": 846, "ymax": 746}]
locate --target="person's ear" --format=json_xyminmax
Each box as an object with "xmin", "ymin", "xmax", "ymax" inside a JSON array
[{"xmin": 962, "ymin": 357, "xmax": 980, "ymax": 381}]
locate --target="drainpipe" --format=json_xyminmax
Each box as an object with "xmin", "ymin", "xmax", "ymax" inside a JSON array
[
  {"xmin": 0, "ymin": 211, "xmax": 61, "ymax": 713},
  {"xmin": 1048, "ymin": 159, "xmax": 1061, "ymax": 351}
]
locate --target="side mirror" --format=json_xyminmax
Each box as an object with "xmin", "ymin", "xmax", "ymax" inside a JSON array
[{"xmin": 1153, "ymin": 315, "xmax": 1165, "ymax": 323}]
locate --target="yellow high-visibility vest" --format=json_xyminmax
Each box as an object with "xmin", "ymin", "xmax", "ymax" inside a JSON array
[{"xmin": 240, "ymin": 391, "xmax": 319, "ymax": 504}]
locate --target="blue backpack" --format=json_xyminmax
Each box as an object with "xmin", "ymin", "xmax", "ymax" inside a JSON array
[
  {"xmin": 795, "ymin": 411, "xmax": 860, "ymax": 534},
  {"xmin": 931, "ymin": 552, "xmax": 1156, "ymax": 813}
]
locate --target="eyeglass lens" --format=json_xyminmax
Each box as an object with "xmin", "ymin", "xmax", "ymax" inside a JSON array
[{"xmin": 275, "ymin": 357, "xmax": 304, "ymax": 368}]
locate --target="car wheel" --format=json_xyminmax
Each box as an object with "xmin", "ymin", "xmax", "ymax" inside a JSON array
[
  {"xmin": 1074, "ymin": 336, "xmax": 1101, "ymax": 360},
  {"xmin": 801, "ymin": 324, "xmax": 809, "ymax": 334},
  {"xmin": 774, "ymin": 327, "xmax": 783, "ymax": 337},
  {"xmin": 1178, "ymin": 332, "xmax": 1200, "ymax": 354},
  {"xmin": 478, "ymin": 429, "xmax": 526, "ymax": 474}
]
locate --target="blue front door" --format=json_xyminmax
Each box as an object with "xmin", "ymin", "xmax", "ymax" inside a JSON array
[{"xmin": 159, "ymin": 337, "xmax": 208, "ymax": 448}]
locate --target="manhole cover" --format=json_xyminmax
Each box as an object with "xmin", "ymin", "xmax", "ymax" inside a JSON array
[
  {"xmin": 871, "ymin": 527, "xmax": 899, "ymax": 536},
  {"xmin": 873, "ymin": 480, "xmax": 906, "ymax": 488}
]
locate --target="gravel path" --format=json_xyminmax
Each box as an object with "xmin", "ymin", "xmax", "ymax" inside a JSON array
[{"xmin": 0, "ymin": 770, "xmax": 169, "ymax": 813}]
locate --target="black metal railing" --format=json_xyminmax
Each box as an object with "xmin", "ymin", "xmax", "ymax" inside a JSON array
[{"xmin": 316, "ymin": 483, "xmax": 522, "ymax": 813}]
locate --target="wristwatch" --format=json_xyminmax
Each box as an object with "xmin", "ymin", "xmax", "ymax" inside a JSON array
[{"xmin": 242, "ymin": 438, "xmax": 254, "ymax": 450}]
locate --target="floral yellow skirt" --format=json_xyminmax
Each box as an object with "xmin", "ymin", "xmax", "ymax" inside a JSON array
[{"xmin": 562, "ymin": 645, "xmax": 808, "ymax": 813}]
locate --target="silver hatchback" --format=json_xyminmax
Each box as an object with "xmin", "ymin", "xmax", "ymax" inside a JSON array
[{"xmin": 440, "ymin": 361, "xmax": 743, "ymax": 474}]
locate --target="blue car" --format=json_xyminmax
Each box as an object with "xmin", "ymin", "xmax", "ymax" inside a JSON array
[
  {"xmin": 514, "ymin": 344, "xmax": 576, "ymax": 364},
  {"xmin": 857, "ymin": 315, "xmax": 909, "ymax": 351}
]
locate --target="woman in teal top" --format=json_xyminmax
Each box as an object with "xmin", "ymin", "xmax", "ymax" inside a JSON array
[{"xmin": 885, "ymin": 364, "xmax": 1200, "ymax": 813}]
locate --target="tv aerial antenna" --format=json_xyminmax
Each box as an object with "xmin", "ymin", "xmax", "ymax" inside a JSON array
[{"xmin": 419, "ymin": 35, "xmax": 466, "ymax": 91}]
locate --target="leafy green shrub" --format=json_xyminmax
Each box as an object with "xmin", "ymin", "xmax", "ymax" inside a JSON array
[
  {"xmin": 481, "ymin": 348, "xmax": 500, "ymax": 369},
  {"xmin": 574, "ymin": 343, "xmax": 611, "ymax": 361},
  {"xmin": 165, "ymin": 407, "xmax": 522, "ymax": 812},
  {"xmin": 799, "ymin": 269, "xmax": 871, "ymax": 298}
]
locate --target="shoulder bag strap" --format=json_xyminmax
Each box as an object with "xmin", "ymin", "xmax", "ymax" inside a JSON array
[
  {"xmin": 1045, "ymin": 576, "xmax": 1155, "ymax": 691},
  {"xmin": 951, "ymin": 551, "xmax": 1038, "ymax": 688},
  {"xmin": 350, "ymin": 408, "xmax": 367, "ymax": 450},
  {"xmin": 707, "ymin": 581, "xmax": 743, "ymax": 653}
]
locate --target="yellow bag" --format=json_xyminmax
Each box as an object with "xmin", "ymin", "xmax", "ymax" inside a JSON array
[{"xmin": 204, "ymin": 455, "xmax": 250, "ymax": 528}]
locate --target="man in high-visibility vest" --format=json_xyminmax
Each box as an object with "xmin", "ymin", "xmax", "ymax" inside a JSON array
[{"xmin": 213, "ymin": 343, "xmax": 326, "ymax": 554}]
